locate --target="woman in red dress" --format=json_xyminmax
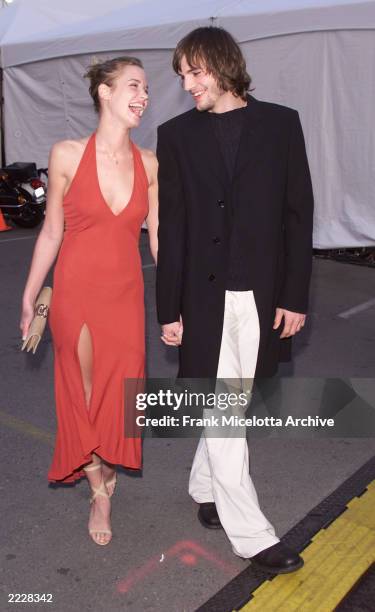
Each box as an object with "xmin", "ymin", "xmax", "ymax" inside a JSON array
[{"xmin": 20, "ymin": 57, "xmax": 158, "ymax": 546}]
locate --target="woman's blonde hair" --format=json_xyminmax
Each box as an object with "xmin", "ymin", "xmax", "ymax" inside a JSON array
[{"xmin": 84, "ymin": 56, "xmax": 144, "ymax": 113}]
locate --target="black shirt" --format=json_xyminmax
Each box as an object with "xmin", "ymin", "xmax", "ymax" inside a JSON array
[
  {"xmin": 209, "ymin": 106, "xmax": 251, "ymax": 291},
  {"xmin": 209, "ymin": 105, "xmax": 246, "ymax": 179}
]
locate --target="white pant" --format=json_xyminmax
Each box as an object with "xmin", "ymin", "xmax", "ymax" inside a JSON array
[{"xmin": 189, "ymin": 291, "xmax": 279, "ymax": 558}]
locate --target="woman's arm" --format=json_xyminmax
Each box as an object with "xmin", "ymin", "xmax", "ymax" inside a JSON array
[
  {"xmin": 142, "ymin": 149, "xmax": 158, "ymax": 264},
  {"xmin": 20, "ymin": 142, "xmax": 68, "ymax": 339},
  {"xmin": 155, "ymin": 125, "xmax": 185, "ymax": 345}
]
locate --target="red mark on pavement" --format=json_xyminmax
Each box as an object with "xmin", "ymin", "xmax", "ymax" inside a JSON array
[
  {"xmin": 117, "ymin": 539, "xmax": 238, "ymax": 594},
  {"xmin": 180, "ymin": 553, "xmax": 197, "ymax": 566}
]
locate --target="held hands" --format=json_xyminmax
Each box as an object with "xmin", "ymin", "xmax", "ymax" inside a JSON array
[
  {"xmin": 161, "ymin": 316, "xmax": 183, "ymax": 346},
  {"xmin": 273, "ymin": 307, "xmax": 306, "ymax": 338}
]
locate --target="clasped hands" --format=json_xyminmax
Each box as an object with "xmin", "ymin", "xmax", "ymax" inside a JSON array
[
  {"xmin": 160, "ymin": 308, "xmax": 306, "ymax": 346},
  {"xmin": 161, "ymin": 316, "xmax": 183, "ymax": 346}
]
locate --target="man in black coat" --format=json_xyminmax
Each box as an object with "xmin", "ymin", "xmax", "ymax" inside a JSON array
[{"xmin": 156, "ymin": 27, "xmax": 313, "ymax": 574}]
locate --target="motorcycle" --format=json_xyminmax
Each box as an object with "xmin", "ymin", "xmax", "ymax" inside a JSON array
[{"xmin": 0, "ymin": 162, "xmax": 47, "ymax": 228}]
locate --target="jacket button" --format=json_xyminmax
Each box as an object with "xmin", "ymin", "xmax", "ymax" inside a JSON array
[
  {"xmin": 218, "ymin": 200, "xmax": 225, "ymax": 208},
  {"xmin": 212, "ymin": 236, "xmax": 221, "ymax": 244},
  {"xmin": 208, "ymin": 273, "xmax": 216, "ymax": 281}
]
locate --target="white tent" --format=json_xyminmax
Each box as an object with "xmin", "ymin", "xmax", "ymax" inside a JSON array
[{"xmin": 1, "ymin": 0, "xmax": 375, "ymax": 248}]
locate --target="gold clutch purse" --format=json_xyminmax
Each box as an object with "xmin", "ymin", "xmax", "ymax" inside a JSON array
[{"xmin": 21, "ymin": 286, "xmax": 52, "ymax": 354}]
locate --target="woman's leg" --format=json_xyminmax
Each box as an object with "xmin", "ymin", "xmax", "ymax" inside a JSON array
[
  {"xmin": 78, "ymin": 324, "xmax": 112, "ymax": 544},
  {"xmin": 77, "ymin": 323, "xmax": 93, "ymax": 407},
  {"xmin": 102, "ymin": 460, "xmax": 117, "ymax": 497},
  {"xmin": 83, "ymin": 458, "xmax": 112, "ymax": 545}
]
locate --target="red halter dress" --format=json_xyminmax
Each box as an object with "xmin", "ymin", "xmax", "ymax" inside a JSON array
[{"xmin": 48, "ymin": 133, "xmax": 148, "ymax": 482}]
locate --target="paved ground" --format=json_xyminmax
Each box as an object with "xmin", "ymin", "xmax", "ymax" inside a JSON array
[{"xmin": 1, "ymin": 228, "xmax": 374, "ymax": 612}]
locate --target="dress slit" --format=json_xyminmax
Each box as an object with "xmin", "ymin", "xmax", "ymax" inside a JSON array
[{"xmin": 76, "ymin": 322, "xmax": 94, "ymax": 411}]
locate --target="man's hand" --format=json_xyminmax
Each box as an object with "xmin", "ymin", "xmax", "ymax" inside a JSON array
[
  {"xmin": 273, "ymin": 308, "xmax": 306, "ymax": 338},
  {"xmin": 161, "ymin": 317, "xmax": 183, "ymax": 346}
]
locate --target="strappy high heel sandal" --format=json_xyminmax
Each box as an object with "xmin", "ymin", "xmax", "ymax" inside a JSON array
[
  {"xmin": 88, "ymin": 462, "xmax": 117, "ymax": 498},
  {"xmin": 84, "ymin": 463, "xmax": 112, "ymax": 546},
  {"xmin": 105, "ymin": 472, "xmax": 117, "ymax": 498}
]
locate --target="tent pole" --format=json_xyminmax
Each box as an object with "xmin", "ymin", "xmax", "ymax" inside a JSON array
[{"xmin": 0, "ymin": 67, "xmax": 5, "ymax": 166}]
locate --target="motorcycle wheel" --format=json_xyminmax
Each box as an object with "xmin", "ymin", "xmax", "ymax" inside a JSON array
[{"xmin": 13, "ymin": 206, "xmax": 44, "ymax": 228}]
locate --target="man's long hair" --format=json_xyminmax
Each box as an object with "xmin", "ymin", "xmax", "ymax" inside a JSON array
[{"xmin": 173, "ymin": 27, "xmax": 251, "ymax": 101}]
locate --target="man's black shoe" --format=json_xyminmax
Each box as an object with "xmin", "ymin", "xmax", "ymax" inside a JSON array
[
  {"xmin": 198, "ymin": 502, "xmax": 223, "ymax": 529},
  {"xmin": 250, "ymin": 542, "xmax": 304, "ymax": 574}
]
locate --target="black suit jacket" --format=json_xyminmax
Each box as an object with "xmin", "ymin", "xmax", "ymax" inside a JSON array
[{"xmin": 156, "ymin": 95, "xmax": 314, "ymax": 378}]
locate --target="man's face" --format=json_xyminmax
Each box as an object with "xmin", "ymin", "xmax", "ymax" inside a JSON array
[{"xmin": 178, "ymin": 55, "xmax": 223, "ymax": 112}]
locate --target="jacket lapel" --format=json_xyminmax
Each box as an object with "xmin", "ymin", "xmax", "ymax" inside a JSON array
[{"xmin": 233, "ymin": 94, "xmax": 265, "ymax": 181}]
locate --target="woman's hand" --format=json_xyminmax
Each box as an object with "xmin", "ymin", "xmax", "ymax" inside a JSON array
[
  {"xmin": 161, "ymin": 317, "xmax": 183, "ymax": 346},
  {"xmin": 20, "ymin": 300, "xmax": 35, "ymax": 340}
]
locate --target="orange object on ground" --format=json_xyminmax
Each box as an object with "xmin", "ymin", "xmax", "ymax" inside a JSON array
[
  {"xmin": 0, "ymin": 209, "xmax": 12, "ymax": 231},
  {"xmin": 48, "ymin": 133, "xmax": 148, "ymax": 483}
]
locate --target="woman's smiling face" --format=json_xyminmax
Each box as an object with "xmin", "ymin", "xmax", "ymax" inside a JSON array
[{"xmin": 99, "ymin": 64, "xmax": 149, "ymax": 126}]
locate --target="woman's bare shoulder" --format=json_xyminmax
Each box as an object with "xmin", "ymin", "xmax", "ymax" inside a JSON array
[
  {"xmin": 51, "ymin": 136, "xmax": 91, "ymax": 159},
  {"xmin": 48, "ymin": 136, "xmax": 92, "ymax": 179}
]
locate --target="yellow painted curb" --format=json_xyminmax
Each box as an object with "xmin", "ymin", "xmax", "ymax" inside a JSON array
[{"xmin": 241, "ymin": 481, "xmax": 375, "ymax": 611}]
